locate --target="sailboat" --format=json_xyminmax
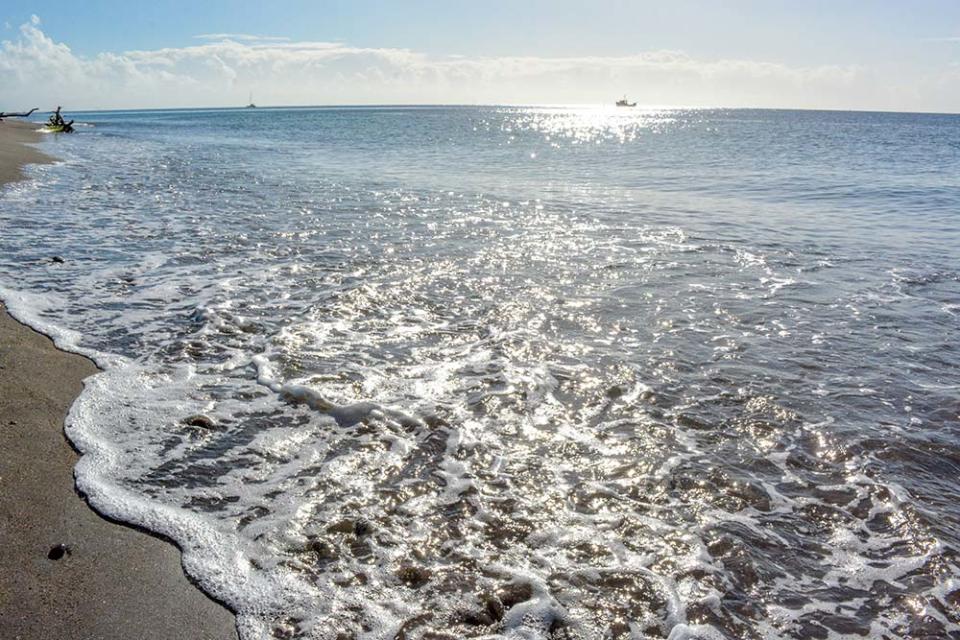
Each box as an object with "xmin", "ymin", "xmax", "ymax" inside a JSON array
[{"xmin": 246, "ymin": 91, "xmax": 257, "ymax": 108}]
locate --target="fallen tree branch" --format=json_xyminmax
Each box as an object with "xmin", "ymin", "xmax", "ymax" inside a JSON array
[{"xmin": 0, "ymin": 107, "xmax": 39, "ymax": 120}]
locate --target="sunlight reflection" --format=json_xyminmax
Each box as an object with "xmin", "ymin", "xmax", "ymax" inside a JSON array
[{"xmin": 483, "ymin": 105, "xmax": 689, "ymax": 146}]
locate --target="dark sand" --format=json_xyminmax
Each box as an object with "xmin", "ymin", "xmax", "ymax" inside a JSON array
[{"xmin": 0, "ymin": 122, "xmax": 238, "ymax": 639}]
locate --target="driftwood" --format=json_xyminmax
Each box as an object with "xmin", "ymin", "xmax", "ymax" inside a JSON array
[
  {"xmin": 0, "ymin": 107, "xmax": 38, "ymax": 120},
  {"xmin": 45, "ymin": 107, "xmax": 75, "ymax": 133}
]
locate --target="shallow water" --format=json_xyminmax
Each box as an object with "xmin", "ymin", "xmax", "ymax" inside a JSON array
[{"xmin": 2, "ymin": 106, "xmax": 960, "ymax": 639}]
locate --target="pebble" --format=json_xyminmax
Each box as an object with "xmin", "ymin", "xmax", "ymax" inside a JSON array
[
  {"xmin": 353, "ymin": 519, "xmax": 373, "ymax": 537},
  {"xmin": 395, "ymin": 564, "xmax": 432, "ymax": 588},
  {"xmin": 183, "ymin": 414, "xmax": 216, "ymax": 429},
  {"xmin": 326, "ymin": 519, "xmax": 355, "ymax": 535},
  {"xmin": 47, "ymin": 543, "xmax": 70, "ymax": 560},
  {"xmin": 605, "ymin": 383, "xmax": 627, "ymax": 399},
  {"xmin": 308, "ymin": 539, "xmax": 337, "ymax": 561},
  {"xmin": 498, "ymin": 582, "xmax": 533, "ymax": 608}
]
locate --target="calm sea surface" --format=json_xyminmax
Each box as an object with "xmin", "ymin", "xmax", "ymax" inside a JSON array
[{"xmin": 2, "ymin": 106, "xmax": 959, "ymax": 639}]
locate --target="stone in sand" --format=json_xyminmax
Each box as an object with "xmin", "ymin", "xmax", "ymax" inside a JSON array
[{"xmin": 183, "ymin": 414, "xmax": 216, "ymax": 429}]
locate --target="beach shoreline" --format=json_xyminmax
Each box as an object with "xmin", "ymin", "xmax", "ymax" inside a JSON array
[
  {"xmin": 0, "ymin": 121, "xmax": 238, "ymax": 639},
  {"xmin": 0, "ymin": 120, "xmax": 54, "ymax": 185}
]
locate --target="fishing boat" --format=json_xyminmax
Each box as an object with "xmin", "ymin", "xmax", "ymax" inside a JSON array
[{"xmin": 616, "ymin": 96, "xmax": 637, "ymax": 107}]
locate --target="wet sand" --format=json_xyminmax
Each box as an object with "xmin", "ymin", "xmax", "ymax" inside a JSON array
[
  {"xmin": 0, "ymin": 120, "xmax": 53, "ymax": 184},
  {"xmin": 0, "ymin": 121, "xmax": 238, "ymax": 639}
]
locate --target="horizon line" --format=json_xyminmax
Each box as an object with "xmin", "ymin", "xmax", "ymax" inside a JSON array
[{"xmin": 19, "ymin": 103, "xmax": 960, "ymax": 117}]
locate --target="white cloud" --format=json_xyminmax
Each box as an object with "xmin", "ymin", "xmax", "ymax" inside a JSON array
[
  {"xmin": 194, "ymin": 33, "xmax": 291, "ymax": 43},
  {"xmin": 1, "ymin": 17, "xmax": 957, "ymax": 112}
]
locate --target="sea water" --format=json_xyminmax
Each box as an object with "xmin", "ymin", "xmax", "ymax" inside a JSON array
[{"xmin": 1, "ymin": 106, "xmax": 959, "ymax": 639}]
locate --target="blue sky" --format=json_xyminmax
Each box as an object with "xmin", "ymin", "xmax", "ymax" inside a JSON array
[{"xmin": 2, "ymin": 1, "xmax": 960, "ymax": 111}]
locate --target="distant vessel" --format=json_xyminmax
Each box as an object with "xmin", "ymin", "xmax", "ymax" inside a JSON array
[
  {"xmin": 616, "ymin": 96, "xmax": 637, "ymax": 107},
  {"xmin": 246, "ymin": 91, "xmax": 256, "ymax": 109}
]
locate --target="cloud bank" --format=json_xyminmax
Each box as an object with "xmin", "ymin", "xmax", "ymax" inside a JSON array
[{"xmin": 1, "ymin": 16, "xmax": 957, "ymax": 112}]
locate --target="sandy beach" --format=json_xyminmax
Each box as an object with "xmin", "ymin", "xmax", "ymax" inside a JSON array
[
  {"xmin": 0, "ymin": 121, "xmax": 237, "ymax": 639},
  {"xmin": 0, "ymin": 120, "xmax": 53, "ymax": 184}
]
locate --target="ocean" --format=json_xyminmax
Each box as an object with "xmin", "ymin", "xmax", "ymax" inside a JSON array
[{"xmin": 2, "ymin": 106, "xmax": 959, "ymax": 639}]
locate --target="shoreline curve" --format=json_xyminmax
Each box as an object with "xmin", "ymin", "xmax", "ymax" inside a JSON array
[{"xmin": 0, "ymin": 119, "xmax": 239, "ymax": 639}]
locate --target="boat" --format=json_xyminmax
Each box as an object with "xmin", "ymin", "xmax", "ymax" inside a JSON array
[
  {"xmin": 616, "ymin": 96, "xmax": 637, "ymax": 107},
  {"xmin": 246, "ymin": 91, "xmax": 256, "ymax": 108}
]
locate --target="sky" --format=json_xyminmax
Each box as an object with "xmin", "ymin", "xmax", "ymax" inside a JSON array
[{"xmin": 2, "ymin": 1, "xmax": 960, "ymax": 112}]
